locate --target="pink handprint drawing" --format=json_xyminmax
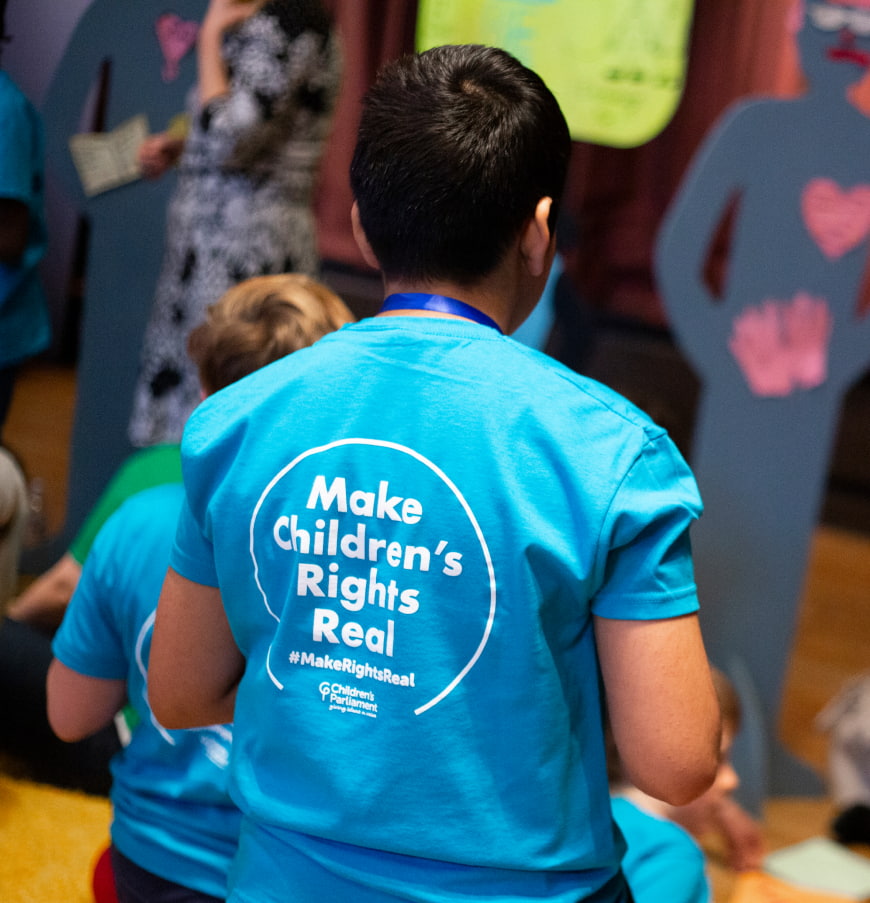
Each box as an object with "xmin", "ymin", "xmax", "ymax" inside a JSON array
[
  {"xmin": 729, "ymin": 293, "xmax": 832, "ymax": 397},
  {"xmin": 655, "ymin": 0, "xmax": 870, "ymax": 802},
  {"xmin": 784, "ymin": 292, "xmax": 834, "ymax": 389}
]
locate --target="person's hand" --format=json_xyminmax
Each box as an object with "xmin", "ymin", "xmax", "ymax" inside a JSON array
[
  {"xmin": 783, "ymin": 291, "xmax": 832, "ymax": 391},
  {"xmin": 5, "ymin": 553, "xmax": 82, "ymax": 632},
  {"xmin": 202, "ymin": 0, "xmax": 262, "ymax": 38},
  {"xmin": 6, "ymin": 590, "xmax": 69, "ymax": 632},
  {"xmin": 138, "ymin": 133, "xmax": 185, "ymax": 180},
  {"xmin": 714, "ymin": 796, "xmax": 766, "ymax": 872},
  {"xmin": 670, "ymin": 782, "xmax": 766, "ymax": 872}
]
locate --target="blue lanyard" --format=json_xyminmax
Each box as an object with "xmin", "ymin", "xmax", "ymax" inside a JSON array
[{"xmin": 380, "ymin": 292, "xmax": 503, "ymax": 334}]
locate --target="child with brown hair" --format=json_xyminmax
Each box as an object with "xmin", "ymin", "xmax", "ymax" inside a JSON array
[
  {"xmin": 610, "ymin": 667, "xmax": 765, "ymax": 902},
  {"xmin": 150, "ymin": 43, "xmax": 720, "ymax": 903},
  {"xmin": 188, "ymin": 273, "xmax": 355, "ymax": 395},
  {"xmin": 46, "ymin": 274, "xmax": 353, "ymax": 903}
]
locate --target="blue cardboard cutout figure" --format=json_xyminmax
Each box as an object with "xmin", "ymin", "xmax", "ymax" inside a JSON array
[
  {"xmin": 656, "ymin": 0, "xmax": 870, "ymax": 805},
  {"xmin": 38, "ymin": 0, "xmax": 206, "ymax": 562}
]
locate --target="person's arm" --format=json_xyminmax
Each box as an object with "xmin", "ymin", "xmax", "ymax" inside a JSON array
[
  {"xmin": 197, "ymin": 0, "xmax": 263, "ymax": 105},
  {"xmin": 709, "ymin": 795, "xmax": 765, "ymax": 872},
  {"xmin": 46, "ymin": 659, "xmax": 126, "ymax": 742},
  {"xmin": 6, "ymin": 553, "xmax": 82, "ymax": 631},
  {"xmin": 595, "ymin": 612, "xmax": 721, "ymax": 806},
  {"xmin": 137, "ymin": 133, "xmax": 186, "ymax": 180},
  {"xmin": 149, "ymin": 568, "xmax": 244, "ymax": 728},
  {"xmin": 0, "ymin": 198, "xmax": 29, "ymax": 265}
]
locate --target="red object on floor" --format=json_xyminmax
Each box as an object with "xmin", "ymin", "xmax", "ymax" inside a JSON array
[{"xmin": 92, "ymin": 845, "xmax": 119, "ymax": 903}]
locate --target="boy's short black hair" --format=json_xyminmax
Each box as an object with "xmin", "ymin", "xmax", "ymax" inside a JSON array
[{"xmin": 350, "ymin": 44, "xmax": 572, "ymax": 286}]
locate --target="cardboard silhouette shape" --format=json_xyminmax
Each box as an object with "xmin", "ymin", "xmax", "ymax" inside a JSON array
[
  {"xmin": 37, "ymin": 0, "xmax": 206, "ymax": 564},
  {"xmin": 655, "ymin": 0, "xmax": 870, "ymax": 805}
]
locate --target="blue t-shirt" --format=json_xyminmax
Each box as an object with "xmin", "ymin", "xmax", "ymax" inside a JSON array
[
  {"xmin": 53, "ymin": 484, "xmax": 240, "ymax": 899},
  {"xmin": 0, "ymin": 72, "xmax": 49, "ymax": 368},
  {"xmin": 612, "ymin": 797, "xmax": 710, "ymax": 903},
  {"xmin": 171, "ymin": 316, "xmax": 703, "ymax": 902}
]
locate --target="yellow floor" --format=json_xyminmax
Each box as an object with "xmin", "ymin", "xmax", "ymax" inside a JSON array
[{"xmin": 0, "ymin": 773, "xmax": 110, "ymax": 903}]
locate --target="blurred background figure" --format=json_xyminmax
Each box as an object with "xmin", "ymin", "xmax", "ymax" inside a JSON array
[
  {"xmin": 0, "ymin": 446, "xmax": 27, "ymax": 614},
  {"xmin": 0, "ymin": 0, "xmax": 50, "ymax": 440},
  {"xmin": 0, "ymin": 273, "xmax": 353, "ymax": 796},
  {"xmin": 128, "ymin": 0, "xmax": 342, "ymax": 447},
  {"xmin": 47, "ymin": 275, "xmax": 353, "ymax": 902}
]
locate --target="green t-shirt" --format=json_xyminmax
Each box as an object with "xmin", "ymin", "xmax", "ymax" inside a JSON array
[{"xmin": 68, "ymin": 443, "xmax": 182, "ymax": 564}]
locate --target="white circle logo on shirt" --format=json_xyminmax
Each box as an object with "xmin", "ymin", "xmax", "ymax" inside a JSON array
[{"xmin": 249, "ymin": 439, "xmax": 496, "ymax": 715}]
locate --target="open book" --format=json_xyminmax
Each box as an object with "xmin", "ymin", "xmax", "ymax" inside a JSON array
[{"xmin": 68, "ymin": 114, "xmax": 149, "ymax": 197}]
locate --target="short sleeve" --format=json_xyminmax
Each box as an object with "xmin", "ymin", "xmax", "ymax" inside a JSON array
[
  {"xmin": 169, "ymin": 495, "xmax": 219, "ymax": 588},
  {"xmin": 52, "ymin": 515, "xmax": 128, "ymax": 679},
  {"xmin": 593, "ymin": 433, "xmax": 702, "ymax": 620}
]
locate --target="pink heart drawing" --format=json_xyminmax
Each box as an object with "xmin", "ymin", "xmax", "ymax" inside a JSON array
[
  {"xmin": 156, "ymin": 13, "xmax": 199, "ymax": 83},
  {"xmin": 801, "ymin": 177, "xmax": 870, "ymax": 259}
]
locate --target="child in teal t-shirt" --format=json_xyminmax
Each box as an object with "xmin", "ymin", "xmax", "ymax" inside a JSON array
[
  {"xmin": 610, "ymin": 668, "xmax": 764, "ymax": 902},
  {"xmin": 150, "ymin": 44, "xmax": 722, "ymax": 903},
  {"xmin": 44, "ymin": 274, "xmax": 354, "ymax": 898}
]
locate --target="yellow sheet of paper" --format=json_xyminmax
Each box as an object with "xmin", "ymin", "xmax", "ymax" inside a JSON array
[
  {"xmin": 416, "ymin": 0, "xmax": 695, "ymax": 148},
  {"xmin": 165, "ymin": 112, "xmax": 191, "ymax": 142}
]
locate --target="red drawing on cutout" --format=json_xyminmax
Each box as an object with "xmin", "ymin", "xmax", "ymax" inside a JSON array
[
  {"xmin": 156, "ymin": 14, "xmax": 199, "ymax": 83},
  {"xmin": 728, "ymin": 293, "xmax": 833, "ymax": 397},
  {"xmin": 801, "ymin": 178, "xmax": 870, "ymax": 259}
]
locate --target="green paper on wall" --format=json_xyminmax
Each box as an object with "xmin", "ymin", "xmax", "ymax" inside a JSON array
[{"xmin": 416, "ymin": 0, "xmax": 695, "ymax": 148}]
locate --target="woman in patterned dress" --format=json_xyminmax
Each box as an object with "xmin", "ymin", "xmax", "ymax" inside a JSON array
[{"xmin": 129, "ymin": 0, "xmax": 341, "ymax": 447}]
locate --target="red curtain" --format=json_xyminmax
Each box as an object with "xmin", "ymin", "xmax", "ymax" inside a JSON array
[
  {"xmin": 314, "ymin": 0, "xmax": 840, "ymax": 326},
  {"xmin": 315, "ymin": 0, "xmax": 418, "ymax": 268}
]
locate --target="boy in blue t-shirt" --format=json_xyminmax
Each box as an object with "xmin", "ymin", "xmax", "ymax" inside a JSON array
[
  {"xmin": 149, "ymin": 44, "xmax": 722, "ymax": 903},
  {"xmin": 46, "ymin": 274, "xmax": 354, "ymax": 902}
]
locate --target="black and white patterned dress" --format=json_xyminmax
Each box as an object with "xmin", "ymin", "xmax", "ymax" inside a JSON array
[{"xmin": 128, "ymin": 0, "xmax": 341, "ymax": 447}]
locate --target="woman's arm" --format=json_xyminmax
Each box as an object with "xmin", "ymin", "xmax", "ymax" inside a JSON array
[
  {"xmin": 46, "ymin": 660, "xmax": 126, "ymax": 742},
  {"xmin": 595, "ymin": 612, "xmax": 721, "ymax": 806},
  {"xmin": 197, "ymin": 0, "xmax": 264, "ymax": 105},
  {"xmin": 137, "ymin": 133, "xmax": 186, "ymax": 180},
  {"xmin": 149, "ymin": 568, "xmax": 244, "ymax": 728}
]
